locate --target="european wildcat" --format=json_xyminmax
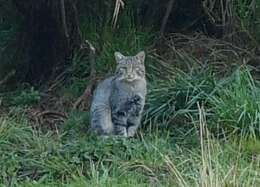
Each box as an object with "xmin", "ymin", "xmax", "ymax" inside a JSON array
[{"xmin": 90, "ymin": 51, "xmax": 147, "ymax": 137}]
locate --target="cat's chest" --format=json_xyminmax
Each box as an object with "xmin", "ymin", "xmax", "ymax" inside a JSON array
[
  {"xmin": 116, "ymin": 81, "xmax": 144, "ymax": 94},
  {"xmin": 112, "ymin": 80, "xmax": 146, "ymax": 100}
]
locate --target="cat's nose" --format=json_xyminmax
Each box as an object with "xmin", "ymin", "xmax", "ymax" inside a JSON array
[{"xmin": 127, "ymin": 74, "xmax": 134, "ymax": 79}]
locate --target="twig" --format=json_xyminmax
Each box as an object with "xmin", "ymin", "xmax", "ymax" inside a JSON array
[
  {"xmin": 160, "ymin": 0, "xmax": 175, "ymax": 36},
  {"xmin": 37, "ymin": 110, "xmax": 68, "ymax": 119},
  {"xmin": 83, "ymin": 40, "xmax": 96, "ymax": 77},
  {"xmin": 112, "ymin": 0, "xmax": 125, "ymax": 28},
  {"xmin": 47, "ymin": 70, "xmax": 67, "ymax": 92},
  {"xmin": 73, "ymin": 40, "xmax": 97, "ymax": 110},
  {"xmin": 73, "ymin": 78, "xmax": 97, "ymax": 110}
]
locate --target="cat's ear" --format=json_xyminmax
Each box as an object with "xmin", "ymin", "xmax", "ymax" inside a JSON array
[
  {"xmin": 136, "ymin": 51, "xmax": 145, "ymax": 63},
  {"xmin": 114, "ymin": 52, "xmax": 125, "ymax": 63}
]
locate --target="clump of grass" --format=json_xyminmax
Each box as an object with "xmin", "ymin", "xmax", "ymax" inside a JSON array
[
  {"xmin": 63, "ymin": 111, "xmax": 90, "ymax": 134},
  {"xmin": 144, "ymin": 68, "xmax": 217, "ymax": 126},
  {"xmin": 0, "ymin": 87, "xmax": 41, "ymax": 108},
  {"xmin": 210, "ymin": 67, "xmax": 260, "ymax": 135},
  {"xmin": 12, "ymin": 87, "xmax": 41, "ymax": 106},
  {"xmin": 144, "ymin": 63, "xmax": 260, "ymax": 137}
]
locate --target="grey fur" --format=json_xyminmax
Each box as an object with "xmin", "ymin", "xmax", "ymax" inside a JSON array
[{"xmin": 90, "ymin": 51, "xmax": 147, "ymax": 137}]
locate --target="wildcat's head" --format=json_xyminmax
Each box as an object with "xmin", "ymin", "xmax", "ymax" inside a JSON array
[{"xmin": 114, "ymin": 51, "xmax": 146, "ymax": 82}]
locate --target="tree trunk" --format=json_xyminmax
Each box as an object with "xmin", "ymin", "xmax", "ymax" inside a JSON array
[{"xmin": 12, "ymin": 0, "xmax": 81, "ymax": 85}]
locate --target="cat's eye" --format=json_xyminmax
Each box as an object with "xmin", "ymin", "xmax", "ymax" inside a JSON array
[
  {"xmin": 117, "ymin": 67, "xmax": 126, "ymax": 74},
  {"xmin": 135, "ymin": 67, "xmax": 144, "ymax": 76}
]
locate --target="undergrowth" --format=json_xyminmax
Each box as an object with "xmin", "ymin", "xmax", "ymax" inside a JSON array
[
  {"xmin": 1, "ymin": 1, "xmax": 260, "ymax": 186},
  {"xmin": 1, "ymin": 64, "xmax": 260, "ymax": 186},
  {"xmin": 145, "ymin": 65, "xmax": 260, "ymax": 135}
]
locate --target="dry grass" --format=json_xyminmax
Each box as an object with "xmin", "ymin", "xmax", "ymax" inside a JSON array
[
  {"xmin": 152, "ymin": 32, "xmax": 258, "ymax": 77},
  {"xmin": 112, "ymin": 0, "xmax": 125, "ymax": 28},
  {"xmin": 160, "ymin": 103, "xmax": 260, "ymax": 187}
]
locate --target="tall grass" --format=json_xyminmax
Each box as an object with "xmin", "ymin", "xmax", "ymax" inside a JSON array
[
  {"xmin": 163, "ymin": 104, "xmax": 260, "ymax": 187},
  {"xmin": 144, "ymin": 65, "xmax": 260, "ymax": 136},
  {"xmin": 144, "ymin": 68, "xmax": 217, "ymax": 126},
  {"xmin": 210, "ymin": 67, "xmax": 260, "ymax": 136}
]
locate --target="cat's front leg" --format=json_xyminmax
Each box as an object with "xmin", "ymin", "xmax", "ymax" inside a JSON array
[
  {"xmin": 127, "ymin": 94, "xmax": 143, "ymax": 115},
  {"xmin": 112, "ymin": 110, "xmax": 128, "ymax": 137},
  {"xmin": 126, "ymin": 94, "xmax": 144, "ymax": 137},
  {"xmin": 114, "ymin": 125, "xmax": 127, "ymax": 137},
  {"xmin": 127, "ymin": 116, "xmax": 141, "ymax": 137}
]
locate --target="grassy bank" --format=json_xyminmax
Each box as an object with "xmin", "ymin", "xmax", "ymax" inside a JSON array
[
  {"xmin": 0, "ymin": 107, "xmax": 259, "ymax": 186},
  {"xmin": 1, "ymin": 1, "xmax": 260, "ymax": 186}
]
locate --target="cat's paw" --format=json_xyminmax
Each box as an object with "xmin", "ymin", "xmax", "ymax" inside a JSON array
[
  {"xmin": 114, "ymin": 126, "xmax": 128, "ymax": 137},
  {"xmin": 131, "ymin": 94, "xmax": 142, "ymax": 105},
  {"xmin": 132, "ymin": 95, "xmax": 142, "ymax": 104},
  {"xmin": 120, "ymin": 95, "xmax": 142, "ymax": 116}
]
